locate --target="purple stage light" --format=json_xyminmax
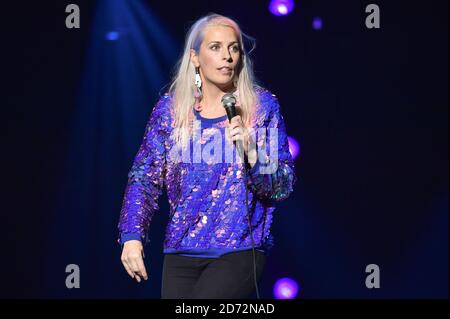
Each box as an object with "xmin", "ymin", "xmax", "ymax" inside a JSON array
[
  {"xmin": 269, "ymin": 0, "xmax": 295, "ymax": 16},
  {"xmin": 287, "ymin": 136, "xmax": 300, "ymax": 160},
  {"xmin": 312, "ymin": 17, "xmax": 323, "ymax": 30},
  {"xmin": 273, "ymin": 277, "xmax": 299, "ymax": 299}
]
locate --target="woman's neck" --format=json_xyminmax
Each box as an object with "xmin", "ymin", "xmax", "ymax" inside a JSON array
[{"xmin": 200, "ymin": 81, "xmax": 235, "ymax": 110}]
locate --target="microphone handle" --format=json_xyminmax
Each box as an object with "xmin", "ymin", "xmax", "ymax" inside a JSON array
[
  {"xmin": 224, "ymin": 105, "xmax": 236, "ymax": 121},
  {"xmin": 224, "ymin": 105, "xmax": 246, "ymax": 164}
]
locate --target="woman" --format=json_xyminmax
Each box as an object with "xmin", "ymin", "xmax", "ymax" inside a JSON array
[{"xmin": 118, "ymin": 13, "xmax": 296, "ymax": 299}]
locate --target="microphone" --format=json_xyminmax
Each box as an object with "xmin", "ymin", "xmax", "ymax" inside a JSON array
[
  {"xmin": 221, "ymin": 93, "xmax": 237, "ymax": 120},
  {"xmin": 221, "ymin": 93, "xmax": 245, "ymax": 163}
]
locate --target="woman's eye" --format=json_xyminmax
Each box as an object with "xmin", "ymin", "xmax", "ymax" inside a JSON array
[{"xmin": 210, "ymin": 45, "xmax": 239, "ymax": 52}]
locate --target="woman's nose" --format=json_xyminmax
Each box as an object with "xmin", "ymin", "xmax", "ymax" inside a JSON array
[{"xmin": 222, "ymin": 48, "xmax": 232, "ymax": 61}]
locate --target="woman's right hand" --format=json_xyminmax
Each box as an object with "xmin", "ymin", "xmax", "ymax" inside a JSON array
[{"xmin": 121, "ymin": 240, "xmax": 148, "ymax": 282}]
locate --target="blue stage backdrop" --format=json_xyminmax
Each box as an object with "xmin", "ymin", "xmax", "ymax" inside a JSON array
[{"xmin": 2, "ymin": 0, "xmax": 448, "ymax": 298}]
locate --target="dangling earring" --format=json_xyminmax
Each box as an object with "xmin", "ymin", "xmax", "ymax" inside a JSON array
[
  {"xmin": 194, "ymin": 66, "xmax": 203, "ymax": 111},
  {"xmin": 194, "ymin": 67, "xmax": 202, "ymax": 97}
]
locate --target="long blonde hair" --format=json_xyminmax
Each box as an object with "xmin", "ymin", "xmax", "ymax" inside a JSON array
[{"xmin": 168, "ymin": 13, "xmax": 259, "ymax": 146}]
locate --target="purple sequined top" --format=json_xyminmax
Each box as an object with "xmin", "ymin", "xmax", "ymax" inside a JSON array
[{"xmin": 117, "ymin": 86, "xmax": 297, "ymax": 257}]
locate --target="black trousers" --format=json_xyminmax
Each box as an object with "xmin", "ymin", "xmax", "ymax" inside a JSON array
[{"xmin": 161, "ymin": 249, "xmax": 266, "ymax": 299}]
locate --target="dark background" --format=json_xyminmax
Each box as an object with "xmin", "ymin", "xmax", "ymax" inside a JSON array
[{"xmin": 2, "ymin": 0, "xmax": 448, "ymax": 298}]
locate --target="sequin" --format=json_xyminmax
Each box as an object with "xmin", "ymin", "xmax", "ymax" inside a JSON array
[{"xmin": 117, "ymin": 87, "xmax": 297, "ymax": 253}]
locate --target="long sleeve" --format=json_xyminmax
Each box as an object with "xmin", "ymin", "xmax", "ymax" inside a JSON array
[
  {"xmin": 246, "ymin": 93, "xmax": 297, "ymax": 202},
  {"xmin": 117, "ymin": 96, "xmax": 169, "ymax": 245}
]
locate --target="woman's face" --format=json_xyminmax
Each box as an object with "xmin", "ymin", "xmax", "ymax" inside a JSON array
[{"xmin": 191, "ymin": 25, "xmax": 241, "ymax": 90}]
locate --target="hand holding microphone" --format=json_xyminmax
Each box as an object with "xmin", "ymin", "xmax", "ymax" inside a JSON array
[{"xmin": 221, "ymin": 93, "xmax": 257, "ymax": 166}]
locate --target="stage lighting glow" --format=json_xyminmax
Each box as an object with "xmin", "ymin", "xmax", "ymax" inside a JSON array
[
  {"xmin": 287, "ymin": 136, "xmax": 300, "ymax": 160},
  {"xmin": 269, "ymin": 0, "xmax": 295, "ymax": 16},
  {"xmin": 273, "ymin": 277, "xmax": 299, "ymax": 299},
  {"xmin": 105, "ymin": 31, "xmax": 120, "ymax": 41},
  {"xmin": 312, "ymin": 17, "xmax": 323, "ymax": 30},
  {"xmin": 278, "ymin": 4, "xmax": 288, "ymax": 15}
]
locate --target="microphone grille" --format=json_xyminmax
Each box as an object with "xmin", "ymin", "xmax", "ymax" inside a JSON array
[{"xmin": 221, "ymin": 93, "xmax": 236, "ymax": 107}]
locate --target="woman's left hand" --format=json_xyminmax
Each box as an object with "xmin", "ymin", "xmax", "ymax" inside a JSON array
[{"xmin": 227, "ymin": 115, "xmax": 257, "ymax": 167}]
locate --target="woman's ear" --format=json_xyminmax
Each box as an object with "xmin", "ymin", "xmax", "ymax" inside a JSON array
[{"xmin": 190, "ymin": 49, "xmax": 199, "ymax": 67}]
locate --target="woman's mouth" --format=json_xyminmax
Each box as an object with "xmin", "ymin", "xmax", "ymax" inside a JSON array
[{"xmin": 217, "ymin": 67, "xmax": 232, "ymax": 75}]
